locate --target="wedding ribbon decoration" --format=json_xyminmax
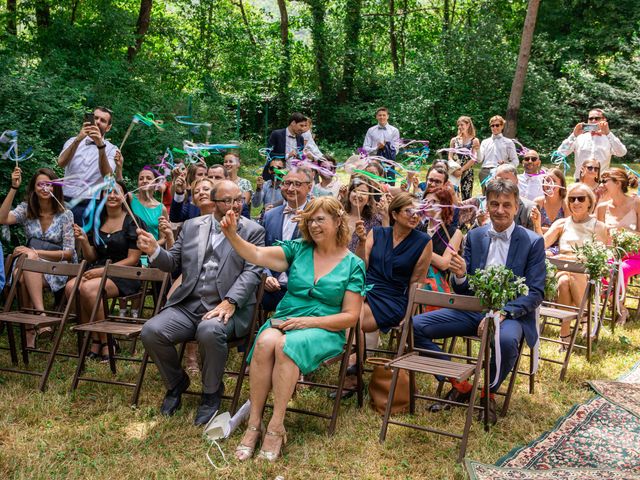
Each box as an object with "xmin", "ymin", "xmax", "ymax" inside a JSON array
[
  {"xmin": 480, "ymin": 168, "xmax": 496, "ymax": 187},
  {"xmin": 120, "ymin": 112, "xmax": 165, "ymax": 150},
  {"xmin": 352, "ymin": 169, "xmax": 406, "ymax": 185},
  {"xmin": 549, "ymin": 151, "xmax": 570, "ymax": 175},
  {"xmin": 436, "ymin": 147, "xmax": 477, "ymax": 162},
  {"xmin": 289, "ymin": 158, "xmax": 336, "ymax": 178},
  {"xmin": 175, "ymin": 115, "xmax": 212, "ymax": 143},
  {"xmin": 622, "ymin": 164, "xmax": 640, "ymax": 179},
  {"xmin": 485, "ymin": 310, "xmax": 502, "ymax": 389},
  {"xmin": 1, "ymin": 130, "xmax": 33, "ymax": 164},
  {"xmin": 512, "ymin": 139, "xmax": 530, "ymax": 157},
  {"xmin": 398, "ymin": 139, "xmax": 430, "ymax": 169},
  {"xmin": 590, "ymin": 280, "xmax": 601, "ymax": 338},
  {"xmin": 183, "ymin": 141, "xmax": 240, "ymax": 156}
]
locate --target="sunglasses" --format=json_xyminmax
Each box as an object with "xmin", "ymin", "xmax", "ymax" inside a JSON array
[
  {"xmin": 568, "ymin": 196, "xmax": 587, "ymax": 203},
  {"xmin": 523, "ymin": 156, "xmax": 539, "ymax": 162},
  {"xmin": 599, "ymin": 178, "xmax": 614, "ymax": 185},
  {"xmin": 584, "ymin": 165, "xmax": 600, "ymax": 172},
  {"xmin": 490, "ymin": 124, "xmax": 502, "ymax": 128},
  {"xmin": 588, "ymin": 116, "xmax": 603, "ymax": 121}
]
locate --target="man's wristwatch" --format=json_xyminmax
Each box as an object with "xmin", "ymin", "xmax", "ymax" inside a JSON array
[
  {"xmin": 96, "ymin": 143, "xmax": 106, "ymax": 150},
  {"xmin": 225, "ymin": 297, "xmax": 237, "ymax": 306}
]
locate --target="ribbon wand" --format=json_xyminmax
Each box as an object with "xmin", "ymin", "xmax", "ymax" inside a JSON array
[{"xmin": 119, "ymin": 119, "xmax": 136, "ymax": 150}]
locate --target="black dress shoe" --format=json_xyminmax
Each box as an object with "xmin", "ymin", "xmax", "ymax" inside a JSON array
[
  {"xmin": 160, "ymin": 373, "xmax": 190, "ymax": 417},
  {"xmin": 194, "ymin": 383, "xmax": 224, "ymax": 426},
  {"xmin": 429, "ymin": 387, "xmax": 472, "ymax": 413},
  {"xmin": 477, "ymin": 397, "xmax": 498, "ymax": 425}
]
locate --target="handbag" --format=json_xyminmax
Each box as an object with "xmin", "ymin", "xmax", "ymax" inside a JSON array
[
  {"xmin": 27, "ymin": 237, "xmax": 62, "ymax": 251},
  {"xmin": 367, "ymin": 357, "xmax": 412, "ymax": 415}
]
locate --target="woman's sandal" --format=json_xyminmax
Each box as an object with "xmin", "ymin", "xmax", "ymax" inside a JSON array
[
  {"xmin": 87, "ymin": 340, "xmax": 104, "ymax": 360},
  {"xmin": 257, "ymin": 429, "xmax": 287, "ymax": 463},
  {"xmin": 235, "ymin": 423, "xmax": 265, "ymax": 462},
  {"xmin": 558, "ymin": 335, "xmax": 572, "ymax": 353}
]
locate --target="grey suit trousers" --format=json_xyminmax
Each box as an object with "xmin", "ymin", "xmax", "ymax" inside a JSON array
[{"xmin": 140, "ymin": 302, "xmax": 238, "ymax": 394}]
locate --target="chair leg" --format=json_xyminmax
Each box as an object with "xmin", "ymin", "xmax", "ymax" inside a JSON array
[
  {"xmin": 38, "ymin": 322, "xmax": 64, "ymax": 392},
  {"xmin": 482, "ymin": 340, "xmax": 490, "ymax": 432},
  {"xmin": 560, "ymin": 317, "xmax": 580, "ymax": 382},
  {"xmin": 71, "ymin": 332, "xmax": 92, "ymax": 391},
  {"xmin": 231, "ymin": 346, "xmax": 250, "ymax": 415},
  {"xmin": 6, "ymin": 322, "xmax": 19, "ymax": 365},
  {"xmin": 131, "ymin": 351, "xmax": 149, "ymax": 406},
  {"xmin": 379, "ymin": 367, "xmax": 401, "ymax": 443},
  {"xmin": 529, "ymin": 347, "xmax": 535, "ymax": 394},
  {"xmin": 500, "ymin": 340, "xmax": 524, "ymax": 417},
  {"xmin": 107, "ymin": 334, "xmax": 117, "ymax": 374},
  {"xmin": 328, "ymin": 346, "xmax": 351, "ymax": 435},
  {"xmin": 355, "ymin": 328, "xmax": 364, "ymax": 408},
  {"xmin": 19, "ymin": 325, "xmax": 29, "ymax": 365},
  {"xmin": 458, "ymin": 352, "xmax": 484, "ymax": 462}
]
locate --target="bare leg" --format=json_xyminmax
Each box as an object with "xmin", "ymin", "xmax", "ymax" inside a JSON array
[
  {"xmin": 557, "ymin": 273, "xmax": 572, "ymax": 339},
  {"xmin": 78, "ymin": 278, "xmax": 119, "ymax": 356}
]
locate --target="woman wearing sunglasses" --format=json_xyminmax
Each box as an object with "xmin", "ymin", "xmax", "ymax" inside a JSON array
[
  {"xmin": 544, "ymin": 183, "xmax": 607, "ymax": 348},
  {"xmin": 596, "ymin": 168, "xmax": 640, "ymax": 324},
  {"xmin": 532, "ymin": 168, "xmax": 566, "ymax": 235}
]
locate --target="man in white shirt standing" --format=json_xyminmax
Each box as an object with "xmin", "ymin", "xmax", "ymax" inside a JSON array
[
  {"xmin": 517, "ymin": 150, "xmax": 545, "ymax": 201},
  {"xmin": 477, "ymin": 115, "xmax": 518, "ymax": 192},
  {"xmin": 557, "ymin": 108, "xmax": 627, "ymax": 180},
  {"xmin": 363, "ymin": 107, "xmax": 400, "ymax": 183},
  {"xmin": 58, "ymin": 107, "xmax": 117, "ymax": 224}
]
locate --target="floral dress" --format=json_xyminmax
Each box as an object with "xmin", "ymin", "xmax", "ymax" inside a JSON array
[
  {"xmin": 453, "ymin": 136, "xmax": 477, "ymax": 201},
  {"xmin": 10, "ymin": 202, "xmax": 76, "ymax": 292}
]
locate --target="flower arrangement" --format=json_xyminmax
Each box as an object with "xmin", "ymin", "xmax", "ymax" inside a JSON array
[
  {"xmin": 610, "ymin": 229, "xmax": 640, "ymax": 261},
  {"xmin": 572, "ymin": 240, "xmax": 610, "ymax": 278},
  {"xmin": 468, "ymin": 264, "xmax": 529, "ymax": 312},
  {"xmin": 544, "ymin": 259, "xmax": 559, "ymax": 301}
]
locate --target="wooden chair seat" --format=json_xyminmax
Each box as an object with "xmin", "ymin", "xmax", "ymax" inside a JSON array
[
  {"xmin": 73, "ymin": 320, "xmax": 143, "ymax": 338},
  {"xmin": 540, "ymin": 306, "xmax": 578, "ymax": 321},
  {"xmin": 0, "ymin": 312, "xmax": 64, "ymax": 328},
  {"xmin": 389, "ymin": 352, "xmax": 476, "ymax": 380}
]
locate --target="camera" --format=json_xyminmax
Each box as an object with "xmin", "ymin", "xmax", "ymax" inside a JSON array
[{"xmin": 582, "ymin": 123, "xmax": 599, "ymax": 133}]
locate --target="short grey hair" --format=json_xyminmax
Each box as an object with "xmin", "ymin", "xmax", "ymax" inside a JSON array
[
  {"xmin": 286, "ymin": 167, "xmax": 313, "ymax": 183},
  {"xmin": 208, "ymin": 164, "xmax": 228, "ymax": 178},
  {"xmin": 495, "ymin": 164, "xmax": 518, "ymax": 177},
  {"xmin": 485, "ymin": 178, "xmax": 519, "ymax": 201}
]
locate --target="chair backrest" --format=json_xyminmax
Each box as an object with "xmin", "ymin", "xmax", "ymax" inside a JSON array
[
  {"xmin": 547, "ymin": 257, "xmax": 587, "ymax": 275},
  {"xmin": 88, "ymin": 261, "xmax": 170, "ymax": 323},
  {"xmin": 410, "ymin": 288, "xmax": 485, "ymax": 313}
]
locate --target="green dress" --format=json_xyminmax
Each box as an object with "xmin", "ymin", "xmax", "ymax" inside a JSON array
[{"xmin": 248, "ymin": 239, "xmax": 367, "ymax": 374}]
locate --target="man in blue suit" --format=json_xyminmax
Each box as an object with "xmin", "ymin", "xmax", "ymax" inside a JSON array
[
  {"xmin": 413, "ymin": 178, "xmax": 545, "ymax": 424},
  {"xmin": 266, "ymin": 113, "xmax": 306, "ymax": 161},
  {"xmin": 261, "ymin": 167, "xmax": 313, "ymax": 312}
]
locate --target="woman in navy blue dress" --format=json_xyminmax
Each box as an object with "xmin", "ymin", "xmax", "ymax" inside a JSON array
[{"xmin": 346, "ymin": 192, "xmax": 432, "ymax": 381}]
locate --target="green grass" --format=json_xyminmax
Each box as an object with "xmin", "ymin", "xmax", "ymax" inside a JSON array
[{"xmin": 1, "ymin": 318, "xmax": 639, "ymax": 479}]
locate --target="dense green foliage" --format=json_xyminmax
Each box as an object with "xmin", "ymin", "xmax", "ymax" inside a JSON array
[{"xmin": 0, "ymin": 0, "xmax": 638, "ymax": 187}]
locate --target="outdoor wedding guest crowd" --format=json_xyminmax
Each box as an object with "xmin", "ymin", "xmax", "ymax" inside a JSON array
[{"xmin": 1, "ymin": 104, "xmax": 637, "ymax": 463}]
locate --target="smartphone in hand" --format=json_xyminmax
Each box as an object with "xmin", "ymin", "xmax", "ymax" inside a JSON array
[
  {"xmin": 83, "ymin": 112, "xmax": 95, "ymax": 125},
  {"xmin": 270, "ymin": 318, "xmax": 286, "ymax": 329},
  {"xmin": 582, "ymin": 123, "xmax": 599, "ymax": 133}
]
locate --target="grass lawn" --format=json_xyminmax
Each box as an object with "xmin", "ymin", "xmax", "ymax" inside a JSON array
[{"xmin": 1, "ymin": 315, "xmax": 639, "ymax": 479}]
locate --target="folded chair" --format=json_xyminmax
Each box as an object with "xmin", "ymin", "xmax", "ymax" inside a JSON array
[
  {"xmin": 538, "ymin": 258, "xmax": 594, "ymax": 380},
  {"xmin": 70, "ymin": 261, "xmax": 169, "ymax": 405},
  {"xmin": 379, "ymin": 286, "xmax": 490, "ymax": 463},
  {"xmin": 0, "ymin": 256, "xmax": 87, "ymax": 391}
]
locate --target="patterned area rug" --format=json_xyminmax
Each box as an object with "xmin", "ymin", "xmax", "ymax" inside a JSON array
[{"xmin": 466, "ymin": 361, "xmax": 640, "ymax": 480}]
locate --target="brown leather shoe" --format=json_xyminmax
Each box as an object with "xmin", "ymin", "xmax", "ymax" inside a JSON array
[
  {"xmin": 477, "ymin": 397, "xmax": 498, "ymax": 425},
  {"xmin": 429, "ymin": 387, "xmax": 472, "ymax": 413}
]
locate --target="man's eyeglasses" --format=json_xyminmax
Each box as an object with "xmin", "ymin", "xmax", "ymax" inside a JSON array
[
  {"xmin": 584, "ymin": 165, "xmax": 600, "ymax": 172},
  {"xmin": 588, "ymin": 116, "xmax": 603, "ymax": 121},
  {"xmin": 568, "ymin": 196, "xmax": 587, "ymax": 203},
  {"xmin": 213, "ymin": 196, "xmax": 243, "ymax": 206},
  {"xmin": 282, "ymin": 180, "xmax": 310, "ymax": 188},
  {"xmin": 523, "ymin": 156, "xmax": 539, "ymax": 162},
  {"xmin": 490, "ymin": 124, "xmax": 502, "ymax": 128}
]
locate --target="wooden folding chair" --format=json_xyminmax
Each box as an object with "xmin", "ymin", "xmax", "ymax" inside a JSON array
[
  {"xmin": 379, "ymin": 287, "xmax": 490, "ymax": 463},
  {"xmin": 538, "ymin": 258, "xmax": 594, "ymax": 380},
  {"xmin": 70, "ymin": 261, "xmax": 169, "ymax": 405},
  {"xmin": 0, "ymin": 256, "xmax": 87, "ymax": 391}
]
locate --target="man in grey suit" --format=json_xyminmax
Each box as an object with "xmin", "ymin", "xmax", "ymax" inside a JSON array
[{"xmin": 136, "ymin": 180, "xmax": 265, "ymax": 425}]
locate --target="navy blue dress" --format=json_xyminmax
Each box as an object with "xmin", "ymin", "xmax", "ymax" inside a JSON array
[{"xmin": 365, "ymin": 226, "xmax": 431, "ymax": 332}]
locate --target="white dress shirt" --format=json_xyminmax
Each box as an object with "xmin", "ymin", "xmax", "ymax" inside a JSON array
[
  {"xmin": 518, "ymin": 172, "xmax": 545, "ymax": 201},
  {"xmin": 285, "ymin": 127, "xmax": 299, "ymax": 159},
  {"xmin": 478, "ymin": 134, "xmax": 518, "ymax": 169},
  {"xmin": 362, "ymin": 123, "xmax": 400, "ymax": 155},
  {"xmin": 558, "ymin": 131, "xmax": 627, "ymax": 178},
  {"xmin": 60, "ymin": 136, "xmax": 117, "ymax": 199}
]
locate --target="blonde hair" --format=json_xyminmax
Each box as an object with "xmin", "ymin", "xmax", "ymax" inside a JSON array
[
  {"xmin": 601, "ymin": 167, "xmax": 638, "ymax": 193},
  {"xmin": 191, "ymin": 176, "xmax": 215, "ymax": 192},
  {"xmin": 297, "ymin": 197, "xmax": 350, "ymax": 247},
  {"xmin": 489, "ymin": 115, "xmax": 505, "ymax": 126},
  {"xmin": 566, "ymin": 182, "xmax": 597, "ymax": 214},
  {"xmin": 457, "ymin": 116, "xmax": 476, "ymax": 138}
]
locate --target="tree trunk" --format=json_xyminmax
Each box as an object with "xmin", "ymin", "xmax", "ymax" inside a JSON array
[
  {"xmin": 35, "ymin": 1, "xmax": 50, "ymax": 28},
  {"xmin": 7, "ymin": 0, "xmax": 16, "ymax": 34},
  {"xmin": 127, "ymin": 0, "xmax": 153, "ymax": 63},
  {"xmin": 70, "ymin": 0, "xmax": 80, "ymax": 25},
  {"xmin": 338, "ymin": 0, "xmax": 363, "ymax": 103},
  {"xmin": 389, "ymin": 0, "xmax": 399, "ymax": 73},
  {"xmin": 504, "ymin": 0, "xmax": 541, "ymax": 138},
  {"xmin": 306, "ymin": 0, "xmax": 331, "ymax": 112},
  {"xmin": 399, "ymin": 0, "xmax": 408, "ymax": 67},
  {"xmin": 443, "ymin": 0, "xmax": 450, "ymax": 31},
  {"xmin": 276, "ymin": 0, "xmax": 291, "ymax": 123},
  {"xmin": 234, "ymin": 0, "xmax": 257, "ymax": 46}
]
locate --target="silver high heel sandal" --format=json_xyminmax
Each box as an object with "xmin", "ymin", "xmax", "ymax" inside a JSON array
[
  {"xmin": 256, "ymin": 429, "xmax": 287, "ymax": 463},
  {"xmin": 235, "ymin": 423, "xmax": 265, "ymax": 462}
]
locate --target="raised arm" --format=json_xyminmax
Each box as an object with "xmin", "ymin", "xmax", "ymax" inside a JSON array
[
  {"xmin": 220, "ymin": 210, "xmax": 290, "ymax": 273},
  {"xmin": 0, "ymin": 167, "xmax": 21, "ymax": 225}
]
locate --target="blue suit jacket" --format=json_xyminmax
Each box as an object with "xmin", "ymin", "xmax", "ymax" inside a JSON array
[
  {"xmin": 169, "ymin": 193, "xmax": 201, "ymax": 223},
  {"xmin": 263, "ymin": 204, "xmax": 300, "ymax": 278},
  {"xmin": 267, "ymin": 128, "xmax": 304, "ymax": 158},
  {"xmin": 453, "ymin": 224, "xmax": 546, "ymax": 348}
]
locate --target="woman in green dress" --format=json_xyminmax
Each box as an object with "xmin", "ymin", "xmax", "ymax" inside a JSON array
[{"xmin": 220, "ymin": 196, "xmax": 366, "ymax": 463}]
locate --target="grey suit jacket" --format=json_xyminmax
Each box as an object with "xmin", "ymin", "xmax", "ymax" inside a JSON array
[{"xmin": 150, "ymin": 214, "xmax": 265, "ymax": 337}]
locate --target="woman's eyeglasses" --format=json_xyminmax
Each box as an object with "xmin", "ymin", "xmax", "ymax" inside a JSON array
[
  {"xmin": 599, "ymin": 178, "xmax": 614, "ymax": 185},
  {"xmin": 568, "ymin": 196, "xmax": 587, "ymax": 203},
  {"xmin": 584, "ymin": 165, "xmax": 600, "ymax": 172}
]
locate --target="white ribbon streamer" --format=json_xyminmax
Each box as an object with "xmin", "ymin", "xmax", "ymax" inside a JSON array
[
  {"xmin": 614, "ymin": 261, "xmax": 625, "ymax": 317},
  {"xmin": 591, "ymin": 280, "xmax": 601, "ymax": 338},
  {"xmin": 486, "ymin": 310, "xmax": 501, "ymax": 389}
]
